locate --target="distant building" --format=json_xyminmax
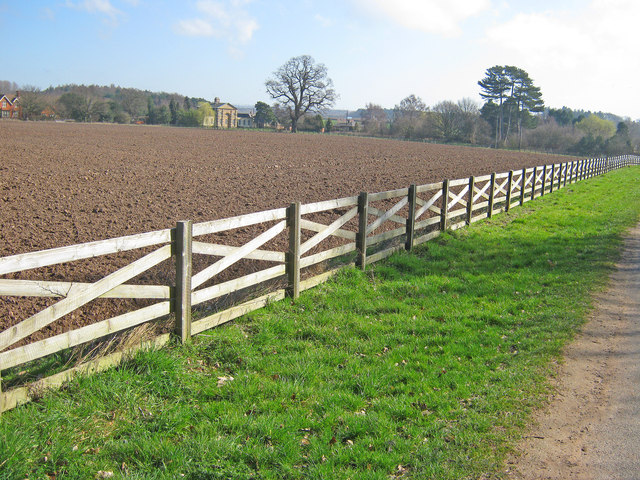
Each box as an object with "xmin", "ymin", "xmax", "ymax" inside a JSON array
[
  {"xmin": 237, "ymin": 112, "xmax": 255, "ymax": 128},
  {"xmin": 212, "ymin": 97, "xmax": 237, "ymax": 128},
  {"xmin": 0, "ymin": 92, "xmax": 20, "ymax": 119}
]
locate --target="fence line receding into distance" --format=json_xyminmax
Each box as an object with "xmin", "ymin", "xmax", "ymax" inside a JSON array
[{"xmin": 0, "ymin": 154, "xmax": 638, "ymax": 413}]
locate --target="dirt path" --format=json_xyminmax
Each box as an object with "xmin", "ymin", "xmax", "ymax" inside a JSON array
[{"xmin": 506, "ymin": 223, "xmax": 640, "ymax": 479}]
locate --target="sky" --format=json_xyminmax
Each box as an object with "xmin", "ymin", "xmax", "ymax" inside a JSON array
[{"xmin": 2, "ymin": 0, "xmax": 640, "ymax": 119}]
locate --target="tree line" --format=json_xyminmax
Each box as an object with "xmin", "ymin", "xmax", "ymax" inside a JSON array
[
  {"xmin": 1, "ymin": 83, "xmax": 221, "ymax": 127},
  {"xmin": 4, "ymin": 58, "xmax": 639, "ymax": 156}
]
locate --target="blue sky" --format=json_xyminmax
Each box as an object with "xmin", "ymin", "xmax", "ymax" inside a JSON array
[{"xmin": 3, "ymin": 0, "xmax": 640, "ymax": 118}]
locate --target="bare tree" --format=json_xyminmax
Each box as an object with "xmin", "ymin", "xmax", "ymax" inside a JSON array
[
  {"xmin": 362, "ymin": 103, "xmax": 388, "ymax": 134},
  {"xmin": 18, "ymin": 86, "xmax": 46, "ymax": 120},
  {"xmin": 394, "ymin": 94, "xmax": 426, "ymax": 121},
  {"xmin": 433, "ymin": 101, "xmax": 463, "ymax": 142},
  {"xmin": 265, "ymin": 55, "xmax": 337, "ymax": 132}
]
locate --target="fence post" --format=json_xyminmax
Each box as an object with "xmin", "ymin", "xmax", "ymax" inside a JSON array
[
  {"xmin": 541, "ymin": 164, "xmax": 547, "ymax": 196},
  {"xmin": 563, "ymin": 163, "xmax": 568, "ymax": 187},
  {"xmin": 175, "ymin": 220, "xmax": 193, "ymax": 344},
  {"xmin": 286, "ymin": 202, "xmax": 301, "ymax": 299},
  {"xmin": 356, "ymin": 192, "xmax": 369, "ymax": 270},
  {"xmin": 487, "ymin": 173, "xmax": 496, "ymax": 218},
  {"xmin": 505, "ymin": 171, "xmax": 513, "ymax": 212},
  {"xmin": 406, "ymin": 185, "xmax": 416, "ymax": 252},
  {"xmin": 520, "ymin": 168, "xmax": 526, "ymax": 205},
  {"xmin": 441, "ymin": 179, "xmax": 450, "ymax": 230},
  {"xmin": 550, "ymin": 164, "xmax": 556, "ymax": 193},
  {"xmin": 466, "ymin": 176, "xmax": 475, "ymax": 224},
  {"xmin": 531, "ymin": 166, "xmax": 537, "ymax": 200}
]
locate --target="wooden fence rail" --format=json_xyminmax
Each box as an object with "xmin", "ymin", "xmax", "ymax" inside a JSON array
[{"xmin": 1, "ymin": 154, "xmax": 639, "ymax": 413}]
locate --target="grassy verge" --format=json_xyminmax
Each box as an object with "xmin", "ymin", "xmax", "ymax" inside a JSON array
[{"xmin": 2, "ymin": 167, "xmax": 639, "ymax": 479}]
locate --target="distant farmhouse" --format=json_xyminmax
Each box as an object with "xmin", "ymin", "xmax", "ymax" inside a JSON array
[
  {"xmin": 208, "ymin": 97, "xmax": 238, "ymax": 129},
  {"xmin": 237, "ymin": 111, "xmax": 256, "ymax": 128},
  {"xmin": 0, "ymin": 92, "xmax": 20, "ymax": 119}
]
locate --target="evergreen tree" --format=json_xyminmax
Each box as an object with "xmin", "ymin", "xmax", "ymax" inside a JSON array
[{"xmin": 478, "ymin": 65, "xmax": 544, "ymax": 148}]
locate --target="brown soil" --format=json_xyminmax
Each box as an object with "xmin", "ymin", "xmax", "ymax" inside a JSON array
[
  {"xmin": 505, "ymin": 223, "xmax": 640, "ymax": 479},
  {"xmin": 0, "ymin": 121, "xmax": 568, "ymax": 348}
]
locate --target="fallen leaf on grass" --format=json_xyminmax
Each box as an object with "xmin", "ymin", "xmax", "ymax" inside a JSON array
[{"xmin": 217, "ymin": 375, "xmax": 234, "ymax": 387}]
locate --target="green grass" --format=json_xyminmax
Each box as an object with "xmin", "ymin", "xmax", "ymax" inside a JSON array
[{"xmin": 1, "ymin": 167, "xmax": 640, "ymax": 479}]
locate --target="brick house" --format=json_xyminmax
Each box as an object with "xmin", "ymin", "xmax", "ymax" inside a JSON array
[{"xmin": 0, "ymin": 93, "xmax": 20, "ymax": 119}]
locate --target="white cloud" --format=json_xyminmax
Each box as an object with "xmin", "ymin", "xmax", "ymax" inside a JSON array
[
  {"xmin": 355, "ymin": 0, "xmax": 492, "ymax": 37},
  {"xmin": 485, "ymin": 0, "xmax": 640, "ymax": 116},
  {"xmin": 175, "ymin": 18, "xmax": 219, "ymax": 37},
  {"xmin": 65, "ymin": 0, "xmax": 133, "ymax": 25},
  {"xmin": 175, "ymin": 0, "xmax": 259, "ymax": 47},
  {"xmin": 68, "ymin": 0, "xmax": 120, "ymax": 17}
]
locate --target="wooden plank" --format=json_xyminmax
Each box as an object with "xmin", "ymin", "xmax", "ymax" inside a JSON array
[
  {"xmin": 300, "ymin": 268, "xmax": 342, "ymax": 292},
  {"xmin": 0, "ymin": 279, "xmax": 170, "ymax": 299},
  {"xmin": 300, "ymin": 219, "xmax": 355, "ymax": 241},
  {"xmin": 175, "ymin": 220, "xmax": 192, "ymax": 344},
  {"xmin": 368, "ymin": 187, "xmax": 408, "ymax": 202},
  {"xmin": 493, "ymin": 177, "xmax": 509, "ymax": 198},
  {"xmin": 474, "ymin": 174, "xmax": 492, "ymax": 182},
  {"xmin": 356, "ymin": 192, "xmax": 368, "ymax": 270},
  {"xmin": 365, "ymin": 244, "xmax": 404, "ymax": 265},
  {"xmin": 414, "ymin": 189, "xmax": 442, "ymax": 220},
  {"xmin": 447, "ymin": 185, "xmax": 469, "ymax": 210},
  {"xmin": 190, "ymin": 220, "xmax": 286, "ymax": 290},
  {"xmin": 495, "ymin": 172, "xmax": 509, "ymax": 179},
  {"xmin": 0, "ymin": 301, "xmax": 171, "ymax": 371},
  {"xmin": 368, "ymin": 227, "xmax": 406, "ymax": 247},
  {"xmin": 471, "ymin": 200, "xmax": 489, "ymax": 211},
  {"xmin": 300, "ymin": 243, "xmax": 356, "ymax": 269},
  {"xmin": 414, "ymin": 229, "xmax": 441, "ymax": 246},
  {"xmin": 191, "ymin": 264, "xmax": 285, "ymax": 306},
  {"xmin": 0, "ymin": 229, "xmax": 172, "ymax": 276},
  {"xmin": 415, "ymin": 216, "xmax": 442, "ymax": 230},
  {"xmin": 368, "ymin": 206, "xmax": 406, "ymax": 226},
  {"xmin": 299, "ymin": 207, "xmax": 358, "ymax": 255},
  {"xmin": 487, "ymin": 173, "xmax": 496, "ymax": 218},
  {"xmin": 366, "ymin": 197, "xmax": 408, "ymax": 235},
  {"xmin": 191, "ymin": 290, "xmax": 286, "ymax": 335},
  {"xmin": 192, "ymin": 208, "xmax": 287, "ymax": 237},
  {"xmin": 0, "ymin": 245, "xmax": 172, "ymax": 352},
  {"xmin": 299, "ymin": 196, "xmax": 358, "ymax": 215},
  {"xmin": 192, "ymin": 241, "xmax": 285, "ymax": 263},
  {"xmin": 472, "ymin": 180, "xmax": 491, "ymax": 203},
  {"xmin": 448, "ymin": 207, "xmax": 467, "ymax": 219},
  {"xmin": 466, "ymin": 176, "xmax": 475, "ymax": 225},
  {"xmin": 1, "ymin": 333, "xmax": 171, "ymax": 414},
  {"xmin": 286, "ymin": 203, "xmax": 301, "ymax": 300},
  {"xmin": 449, "ymin": 220, "xmax": 467, "ymax": 231},
  {"xmin": 470, "ymin": 212, "xmax": 488, "ymax": 224},
  {"xmin": 448, "ymin": 178, "xmax": 469, "ymax": 187},
  {"xmin": 416, "ymin": 181, "xmax": 443, "ymax": 193},
  {"xmin": 441, "ymin": 179, "xmax": 450, "ymax": 230},
  {"xmin": 406, "ymin": 184, "xmax": 416, "ymax": 251}
]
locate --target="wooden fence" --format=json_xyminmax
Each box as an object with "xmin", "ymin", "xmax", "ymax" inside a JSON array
[{"xmin": 1, "ymin": 154, "xmax": 638, "ymax": 413}]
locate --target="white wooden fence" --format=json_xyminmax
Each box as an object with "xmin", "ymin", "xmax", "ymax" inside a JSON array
[{"xmin": 0, "ymin": 154, "xmax": 638, "ymax": 413}]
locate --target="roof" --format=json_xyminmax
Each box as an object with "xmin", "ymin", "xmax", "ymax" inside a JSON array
[{"xmin": 213, "ymin": 102, "xmax": 237, "ymax": 110}]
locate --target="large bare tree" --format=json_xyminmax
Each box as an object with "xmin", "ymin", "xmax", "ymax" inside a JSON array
[{"xmin": 265, "ymin": 55, "xmax": 336, "ymax": 133}]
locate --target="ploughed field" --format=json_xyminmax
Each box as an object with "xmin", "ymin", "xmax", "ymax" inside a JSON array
[{"xmin": 0, "ymin": 121, "xmax": 568, "ymax": 346}]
